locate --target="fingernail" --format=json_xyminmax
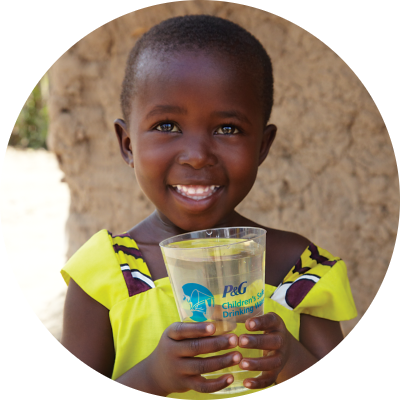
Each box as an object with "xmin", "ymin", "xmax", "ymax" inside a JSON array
[
  {"xmin": 206, "ymin": 324, "xmax": 214, "ymax": 333},
  {"xmin": 241, "ymin": 361, "xmax": 249, "ymax": 369},
  {"xmin": 240, "ymin": 337, "xmax": 249, "ymax": 346},
  {"xmin": 229, "ymin": 335, "xmax": 237, "ymax": 346},
  {"xmin": 227, "ymin": 376, "xmax": 233, "ymax": 384},
  {"xmin": 244, "ymin": 381, "xmax": 252, "ymax": 388},
  {"xmin": 249, "ymin": 321, "xmax": 256, "ymax": 329},
  {"xmin": 233, "ymin": 353, "xmax": 241, "ymax": 363}
]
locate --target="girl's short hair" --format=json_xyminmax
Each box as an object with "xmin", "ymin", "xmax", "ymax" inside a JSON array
[{"xmin": 121, "ymin": 14, "xmax": 274, "ymax": 124}]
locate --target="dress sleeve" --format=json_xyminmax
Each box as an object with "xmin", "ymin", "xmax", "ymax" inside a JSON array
[
  {"xmin": 61, "ymin": 229, "xmax": 128, "ymax": 310},
  {"xmin": 270, "ymin": 243, "xmax": 357, "ymax": 321},
  {"xmin": 294, "ymin": 259, "xmax": 357, "ymax": 320}
]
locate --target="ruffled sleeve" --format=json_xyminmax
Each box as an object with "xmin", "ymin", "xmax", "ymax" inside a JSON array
[
  {"xmin": 270, "ymin": 243, "xmax": 357, "ymax": 321},
  {"xmin": 61, "ymin": 229, "xmax": 129, "ymax": 310}
]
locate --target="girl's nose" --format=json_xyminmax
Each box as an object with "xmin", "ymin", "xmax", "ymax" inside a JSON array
[{"xmin": 176, "ymin": 136, "xmax": 218, "ymax": 169}]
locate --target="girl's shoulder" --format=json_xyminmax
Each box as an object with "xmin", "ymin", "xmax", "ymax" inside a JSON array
[
  {"xmin": 265, "ymin": 227, "xmax": 311, "ymax": 259},
  {"xmin": 253, "ymin": 224, "xmax": 311, "ymax": 287},
  {"xmin": 61, "ymin": 229, "xmax": 154, "ymax": 309},
  {"xmin": 260, "ymin": 226, "xmax": 357, "ymax": 321}
]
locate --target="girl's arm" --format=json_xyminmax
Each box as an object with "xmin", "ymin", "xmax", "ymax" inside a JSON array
[
  {"xmin": 62, "ymin": 279, "xmax": 167, "ymax": 392},
  {"xmin": 276, "ymin": 313, "xmax": 343, "ymax": 383},
  {"xmin": 61, "ymin": 278, "xmax": 115, "ymax": 377},
  {"xmin": 62, "ymin": 279, "xmax": 242, "ymax": 396}
]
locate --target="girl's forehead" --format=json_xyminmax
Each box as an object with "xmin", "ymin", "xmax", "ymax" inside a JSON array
[
  {"xmin": 135, "ymin": 48, "xmax": 257, "ymax": 90},
  {"xmin": 132, "ymin": 49, "xmax": 263, "ymax": 112}
]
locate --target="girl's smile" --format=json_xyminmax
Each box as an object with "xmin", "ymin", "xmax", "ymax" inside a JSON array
[
  {"xmin": 168, "ymin": 183, "xmax": 224, "ymax": 214},
  {"xmin": 171, "ymin": 185, "xmax": 220, "ymax": 200},
  {"xmin": 115, "ymin": 49, "xmax": 276, "ymax": 232}
]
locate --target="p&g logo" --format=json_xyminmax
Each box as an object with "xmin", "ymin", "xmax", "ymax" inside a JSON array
[{"xmin": 222, "ymin": 281, "xmax": 247, "ymax": 298}]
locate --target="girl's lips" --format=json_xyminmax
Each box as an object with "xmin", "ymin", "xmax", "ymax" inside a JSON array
[
  {"xmin": 171, "ymin": 184, "xmax": 220, "ymax": 200},
  {"xmin": 168, "ymin": 186, "xmax": 224, "ymax": 211}
]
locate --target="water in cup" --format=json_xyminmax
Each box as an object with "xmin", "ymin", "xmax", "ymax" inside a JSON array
[{"xmin": 160, "ymin": 228, "xmax": 266, "ymax": 395}]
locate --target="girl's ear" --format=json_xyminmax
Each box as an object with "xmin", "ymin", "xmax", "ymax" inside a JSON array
[
  {"xmin": 114, "ymin": 118, "xmax": 134, "ymax": 168},
  {"xmin": 258, "ymin": 124, "xmax": 277, "ymax": 166}
]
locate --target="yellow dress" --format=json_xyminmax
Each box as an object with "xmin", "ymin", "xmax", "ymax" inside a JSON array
[{"xmin": 61, "ymin": 230, "xmax": 357, "ymax": 399}]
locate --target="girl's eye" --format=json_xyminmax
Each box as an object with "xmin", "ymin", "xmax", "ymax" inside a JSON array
[
  {"xmin": 155, "ymin": 122, "xmax": 180, "ymax": 133},
  {"xmin": 215, "ymin": 125, "xmax": 240, "ymax": 135},
  {"xmin": 154, "ymin": 123, "xmax": 238, "ymax": 134}
]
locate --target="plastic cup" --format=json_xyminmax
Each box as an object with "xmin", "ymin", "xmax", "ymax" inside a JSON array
[{"xmin": 160, "ymin": 227, "xmax": 266, "ymax": 395}]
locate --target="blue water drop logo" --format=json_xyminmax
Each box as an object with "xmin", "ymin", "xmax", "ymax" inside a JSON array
[{"xmin": 182, "ymin": 283, "xmax": 215, "ymax": 322}]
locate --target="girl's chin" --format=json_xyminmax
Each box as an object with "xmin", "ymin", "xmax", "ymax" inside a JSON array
[
  {"xmin": 152, "ymin": 188, "xmax": 240, "ymax": 232},
  {"xmin": 168, "ymin": 217, "xmax": 214, "ymax": 233},
  {"xmin": 161, "ymin": 212, "xmax": 235, "ymax": 234},
  {"xmin": 152, "ymin": 209, "xmax": 206, "ymax": 232}
]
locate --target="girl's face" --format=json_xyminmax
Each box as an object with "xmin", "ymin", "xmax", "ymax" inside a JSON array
[{"xmin": 116, "ymin": 50, "xmax": 276, "ymax": 232}]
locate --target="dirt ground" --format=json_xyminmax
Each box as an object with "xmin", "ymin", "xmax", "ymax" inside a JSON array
[{"xmin": 0, "ymin": 147, "xmax": 69, "ymax": 340}]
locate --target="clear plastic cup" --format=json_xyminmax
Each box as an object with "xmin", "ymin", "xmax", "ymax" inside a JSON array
[{"xmin": 160, "ymin": 227, "xmax": 266, "ymax": 395}]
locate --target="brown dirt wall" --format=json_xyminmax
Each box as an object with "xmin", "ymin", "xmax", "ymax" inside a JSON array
[{"xmin": 47, "ymin": 1, "xmax": 399, "ymax": 335}]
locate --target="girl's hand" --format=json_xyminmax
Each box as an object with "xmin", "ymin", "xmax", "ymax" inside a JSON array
[
  {"xmin": 136, "ymin": 321, "xmax": 242, "ymax": 396},
  {"xmin": 238, "ymin": 312, "xmax": 292, "ymax": 389}
]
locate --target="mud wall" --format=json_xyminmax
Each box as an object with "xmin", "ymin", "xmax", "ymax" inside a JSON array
[{"xmin": 47, "ymin": 1, "xmax": 399, "ymax": 334}]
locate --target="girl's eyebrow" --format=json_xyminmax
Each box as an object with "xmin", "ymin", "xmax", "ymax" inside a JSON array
[
  {"xmin": 211, "ymin": 110, "xmax": 250, "ymax": 124},
  {"xmin": 145, "ymin": 105, "xmax": 187, "ymax": 119},
  {"xmin": 145, "ymin": 106, "xmax": 251, "ymax": 124}
]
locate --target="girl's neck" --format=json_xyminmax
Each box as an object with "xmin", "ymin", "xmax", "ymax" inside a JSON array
[
  {"xmin": 153, "ymin": 209, "xmax": 256, "ymax": 236},
  {"xmin": 129, "ymin": 209, "xmax": 262, "ymax": 246}
]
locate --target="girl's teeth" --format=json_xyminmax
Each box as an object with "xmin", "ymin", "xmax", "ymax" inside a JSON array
[{"xmin": 172, "ymin": 185, "xmax": 220, "ymax": 200}]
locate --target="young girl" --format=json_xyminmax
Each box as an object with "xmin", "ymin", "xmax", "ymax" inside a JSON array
[{"xmin": 60, "ymin": 15, "xmax": 357, "ymax": 399}]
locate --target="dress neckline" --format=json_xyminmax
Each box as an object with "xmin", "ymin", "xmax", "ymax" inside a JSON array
[{"xmin": 111, "ymin": 231, "xmax": 311, "ymax": 289}]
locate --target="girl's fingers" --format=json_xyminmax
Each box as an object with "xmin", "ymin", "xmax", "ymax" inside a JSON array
[
  {"xmin": 239, "ymin": 354, "xmax": 283, "ymax": 372},
  {"xmin": 187, "ymin": 374, "xmax": 235, "ymax": 394},
  {"xmin": 239, "ymin": 331, "xmax": 284, "ymax": 351},
  {"xmin": 243, "ymin": 371, "xmax": 277, "ymax": 390},
  {"xmin": 166, "ymin": 322, "xmax": 216, "ymax": 340},
  {"xmin": 246, "ymin": 312, "xmax": 283, "ymax": 333},
  {"xmin": 176, "ymin": 334, "xmax": 239, "ymax": 357},
  {"xmin": 182, "ymin": 351, "xmax": 242, "ymax": 375}
]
